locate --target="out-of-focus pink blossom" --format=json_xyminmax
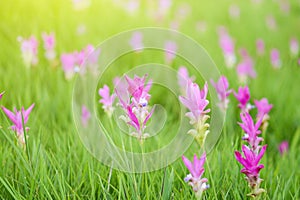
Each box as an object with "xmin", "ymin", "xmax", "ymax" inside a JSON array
[
  {"xmin": 61, "ymin": 53, "xmax": 77, "ymax": 80},
  {"xmin": 266, "ymin": 15, "xmax": 277, "ymax": 30},
  {"xmin": 237, "ymin": 48, "xmax": 257, "ymax": 83},
  {"xmin": 290, "ymin": 38, "xmax": 299, "ymax": 56},
  {"xmin": 278, "ymin": 141, "xmax": 289, "ymax": 155},
  {"xmin": 177, "ymin": 66, "xmax": 195, "ymax": 95},
  {"xmin": 165, "ymin": 41, "xmax": 177, "ymax": 63},
  {"xmin": 42, "ymin": 32, "xmax": 56, "ymax": 61},
  {"xmin": 229, "ymin": 4, "xmax": 240, "ymax": 19},
  {"xmin": 81, "ymin": 105, "xmax": 91, "ymax": 127},
  {"xmin": 99, "ymin": 85, "xmax": 116, "ymax": 117},
  {"xmin": 218, "ymin": 27, "xmax": 236, "ymax": 68},
  {"xmin": 196, "ymin": 21, "xmax": 207, "ymax": 33},
  {"xmin": 129, "ymin": 32, "xmax": 143, "ymax": 52},
  {"xmin": 18, "ymin": 36, "xmax": 38, "ymax": 67},
  {"xmin": 254, "ymin": 98, "xmax": 273, "ymax": 120},
  {"xmin": 211, "ymin": 75, "xmax": 232, "ymax": 111},
  {"xmin": 270, "ymin": 48, "xmax": 281, "ymax": 68},
  {"xmin": 256, "ymin": 39, "xmax": 265, "ymax": 56},
  {"xmin": 279, "ymin": 1, "xmax": 290, "ymax": 14}
]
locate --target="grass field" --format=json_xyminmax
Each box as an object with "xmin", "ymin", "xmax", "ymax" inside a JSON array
[{"xmin": 0, "ymin": 0, "xmax": 300, "ymax": 199}]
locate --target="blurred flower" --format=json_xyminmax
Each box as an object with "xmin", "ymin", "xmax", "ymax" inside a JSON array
[
  {"xmin": 279, "ymin": 0, "xmax": 290, "ymax": 14},
  {"xmin": 218, "ymin": 27, "xmax": 236, "ymax": 68},
  {"xmin": 76, "ymin": 24, "xmax": 87, "ymax": 35},
  {"xmin": 270, "ymin": 48, "xmax": 281, "ymax": 69},
  {"xmin": 211, "ymin": 75, "xmax": 232, "ymax": 112},
  {"xmin": 235, "ymin": 145, "xmax": 267, "ymax": 197},
  {"xmin": 196, "ymin": 21, "xmax": 207, "ymax": 33},
  {"xmin": 99, "ymin": 85, "xmax": 116, "ymax": 118},
  {"xmin": 238, "ymin": 112, "xmax": 263, "ymax": 152},
  {"xmin": 182, "ymin": 153, "xmax": 209, "ymax": 198},
  {"xmin": 265, "ymin": 15, "xmax": 277, "ymax": 30},
  {"xmin": 2, "ymin": 104, "xmax": 35, "ymax": 147},
  {"xmin": 72, "ymin": 0, "xmax": 91, "ymax": 11},
  {"xmin": 170, "ymin": 20, "xmax": 180, "ymax": 30},
  {"xmin": 290, "ymin": 38, "xmax": 299, "ymax": 57},
  {"xmin": 42, "ymin": 32, "xmax": 56, "ymax": 61},
  {"xmin": 179, "ymin": 81, "xmax": 210, "ymax": 146},
  {"xmin": 83, "ymin": 44, "xmax": 101, "ymax": 74},
  {"xmin": 175, "ymin": 3, "xmax": 191, "ymax": 21},
  {"xmin": 256, "ymin": 39, "xmax": 265, "ymax": 56},
  {"xmin": 125, "ymin": 0, "xmax": 140, "ymax": 14},
  {"xmin": 81, "ymin": 105, "xmax": 91, "ymax": 127},
  {"xmin": 236, "ymin": 48, "xmax": 257, "ymax": 83},
  {"xmin": 229, "ymin": 4, "xmax": 240, "ymax": 19},
  {"xmin": 61, "ymin": 53, "xmax": 77, "ymax": 80},
  {"xmin": 129, "ymin": 32, "xmax": 143, "ymax": 52},
  {"xmin": 0, "ymin": 91, "xmax": 4, "ymax": 100},
  {"xmin": 18, "ymin": 36, "xmax": 38, "ymax": 67},
  {"xmin": 164, "ymin": 41, "xmax": 177, "ymax": 63},
  {"xmin": 234, "ymin": 86, "xmax": 252, "ymax": 113},
  {"xmin": 278, "ymin": 141, "xmax": 289, "ymax": 155},
  {"xmin": 254, "ymin": 98, "xmax": 273, "ymax": 131},
  {"xmin": 177, "ymin": 66, "xmax": 195, "ymax": 95}
]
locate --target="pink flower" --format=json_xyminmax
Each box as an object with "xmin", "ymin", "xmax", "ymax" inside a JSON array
[
  {"xmin": 229, "ymin": 4, "xmax": 240, "ymax": 19},
  {"xmin": 236, "ymin": 49, "xmax": 257, "ymax": 82},
  {"xmin": 2, "ymin": 104, "xmax": 35, "ymax": 146},
  {"xmin": 211, "ymin": 75, "xmax": 232, "ymax": 111},
  {"xmin": 129, "ymin": 32, "xmax": 143, "ymax": 52},
  {"xmin": 99, "ymin": 85, "xmax": 116, "ymax": 117},
  {"xmin": 270, "ymin": 48, "xmax": 281, "ymax": 68},
  {"xmin": 42, "ymin": 32, "xmax": 56, "ymax": 61},
  {"xmin": 61, "ymin": 53, "xmax": 77, "ymax": 80},
  {"xmin": 83, "ymin": 44, "xmax": 101, "ymax": 73},
  {"xmin": 256, "ymin": 39, "xmax": 265, "ymax": 55},
  {"xmin": 278, "ymin": 141, "xmax": 289, "ymax": 155},
  {"xmin": 81, "ymin": 105, "xmax": 91, "ymax": 127},
  {"xmin": 177, "ymin": 66, "xmax": 195, "ymax": 94},
  {"xmin": 18, "ymin": 36, "xmax": 38, "ymax": 67},
  {"xmin": 218, "ymin": 27, "xmax": 236, "ymax": 68},
  {"xmin": 179, "ymin": 81, "xmax": 210, "ymax": 145},
  {"xmin": 290, "ymin": 38, "xmax": 299, "ymax": 56},
  {"xmin": 265, "ymin": 15, "xmax": 277, "ymax": 30},
  {"xmin": 234, "ymin": 86, "xmax": 251, "ymax": 112},
  {"xmin": 254, "ymin": 98, "xmax": 273, "ymax": 119},
  {"xmin": 238, "ymin": 112, "xmax": 263, "ymax": 152},
  {"xmin": 182, "ymin": 153, "xmax": 209, "ymax": 196},
  {"xmin": 164, "ymin": 41, "xmax": 177, "ymax": 63},
  {"xmin": 196, "ymin": 21, "xmax": 207, "ymax": 33}
]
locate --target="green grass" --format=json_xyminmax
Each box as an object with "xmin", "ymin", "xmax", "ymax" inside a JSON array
[{"xmin": 0, "ymin": 0, "xmax": 300, "ymax": 199}]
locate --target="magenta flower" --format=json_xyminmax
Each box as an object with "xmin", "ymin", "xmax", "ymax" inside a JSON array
[
  {"xmin": 177, "ymin": 66, "xmax": 195, "ymax": 94},
  {"xmin": 290, "ymin": 38, "xmax": 299, "ymax": 57},
  {"xmin": 2, "ymin": 104, "xmax": 35, "ymax": 146},
  {"xmin": 182, "ymin": 153, "xmax": 209, "ymax": 197},
  {"xmin": 164, "ymin": 41, "xmax": 177, "ymax": 63},
  {"xmin": 254, "ymin": 98, "xmax": 273, "ymax": 119},
  {"xmin": 211, "ymin": 75, "xmax": 232, "ymax": 111},
  {"xmin": 18, "ymin": 36, "xmax": 38, "ymax": 67},
  {"xmin": 179, "ymin": 81, "xmax": 210, "ymax": 145},
  {"xmin": 278, "ymin": 141, "xmax": 289, "ymax": 155},
  {"xmin": 270, "ymin": 48, "xmax": 281, "ymax": 68},
  {"xmin": 256, "ymin": 39, "xmax": 265, "ymax": 55},
  {"xmin": 81, "ymin": 105, "xmax": 91, "ymax": 127},
  {"xmin": 235, "ymin": 145, "xmax": 267, "ymax": 196},
  {"xmin": 218, "ymin": 27, "xmax": 236, "ymax": 68},
  {"xmin": 42, "ymin": 32, "xmax": 56, "ymax": 61},
  {"xmin": 234, "ymin": 86, "xmax": 251, "ymax": 112},
  {"xmin": 238, "ymin": 112, "xmax": 263, "ymax": 152},
  {"xmin": 129, "ymin": 32, "xmax": 143, "ymax": 52},
  {"xmin": 99, "ymin": 85, "xmax": 116, "ymax": 117}
]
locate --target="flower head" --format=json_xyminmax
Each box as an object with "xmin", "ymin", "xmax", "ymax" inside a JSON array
[
  {"xmin": 256, "ymin": 39, "xmax": 265, "ymax": 55},
  {"xmin": 129, "ymin": 32, "xmax": 143, "ymax": 52},
  {"xmin": 2, "ymin": 104, "xmax": 35, "ymax": 146},
  {"xmin": 18, "ymin": 36, "xmax": 38, "ymax": 67},
  {"xmin": 177, "ymin": 66, "xmax": 195, "ymax": 94},
  {"xmin": 290, "ymin": 37, "xmax": 299, "ymax": 56},
  {"xmin": 278, "ymin": 141, "xmax": 289, "ymax": 155},
  {"xmin": 234, "ymin": 86, "xmax": 251, "ymax": 112},
  {"xmin": 81, "ymin": 105, "xmax": 91, "ymax": 127},
  {"xmin": 211, "ymin": 75, "xmax": 232, "ymax": 111},
  {"xmin": 218, "ymin": 27, "xmax": 236, "ymax": 68},
  {"xmin": 254, "ymin": 98, "xmax": 273, "ymax": 120},
  {"xmin": 270, "ymin": 48, "xmax": 281, "ymax": 69},
  {"xmin": 61, "ymin": 53, "xmax": 77, "ymax": 80},
  {"xmin": 164, "ymin": 41, "xmax": 177, "ymax": 63},
  {"xmin": 42, "ymin": 32, "xmax": 56, "ymax": 61},
  {"xmin": 236, "ymin": 49, "xmax": 256, "ymax": 83},
  {"xmin": 182, "ymin": 153, "xmax": 209, "ymax": 196},
  {"xmin": 99, "ymin": 85, "xmax": 116, "ymax": 117}
]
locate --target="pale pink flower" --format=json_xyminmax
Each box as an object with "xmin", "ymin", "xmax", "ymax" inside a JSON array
[
  {"xmin": 125, "ymin": 0, "xmax": 140, "ymax": 14},
  {"xmin": 290, "ymin": 38, "xmax": 299, "ymax": 56},
  {"xmin": 211, "ymin": 75, "xmax": 232, "ymax": 111},
  {"xmin": 236, "ymin": 48, "xmax": 256, "ymax": 82},
  {"xmin": 18, "ymin": 36, "xmax": 38, "ymax": 67},
  {"xmin": 278, "ymin": 141, "xmax": 289, "ymax": 155},
  {"xmin": 42, "ymin": 32, "xmax": 56, "ymax": 61},
  {"xmin": 279, "ymin": 1, "xmax": 290, "ymax": 14},
  {"xmin": 182, "ymin": 153, "xmax": 209, "ymax": 197},
  {"xmin": 177, "ymin": 66, "xmax": 195, "ymax": 94},
  {"xmin": 270, "ymin": 48, "xmax": 281, "ymax": 68},
  {"xmin": 81, "ymin": 105, "xmax": 91, "ymax": 127},
  {"xmin": 170, "ymin": 20, "xmax": 180, "ymax": 30},
  {"xmin": 229, "ymin": 4, "xmax": 240, "ymax": 19},
  {"xmin": 2, "ymin": 104, "xmax": 35, "ymax": 146},
  {"xmin": 99, "ymin": 85, "xmax": 116, "ymax": 117},
  {"xmin": 61, "ymin": 53, "xmax": 77, "ymax": 80},
  {"xmin": 218, "ymin": 27, "xmax": 236, "ymax": 68},
  {"xmin": 256, "ymin": 39, "xmax": 265, "ymax": 56},
  {"xmin": 196, "ymin": 21, "xmax": 207, "ymax": 33},
  {"xmin": 165, "ymin": 41, "xmax": 177, "ymax": 63},
  {"xmin": 129, "ymin": 32, "xmax": 143, "ymax": 52},
  {"xmin": 265, "ymin": 15, "xmax": 277, "ymax": 30}
]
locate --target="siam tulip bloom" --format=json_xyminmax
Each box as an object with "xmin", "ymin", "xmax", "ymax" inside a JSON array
[
  {"xmin": 254, "ymin": 98, "xmax": 273, "ymax": 131},
  {"xmin": 238, "ymin": 112, "xmax": 264, "ymax": 152},
  {"xmin": 210, "ymin": 75, "xmax": 232, "ymax": 112},
  {"xmin": 42, "ymin": 32, "xmax": 56, "ymax": 61},
  {"xmin": 83, "ymin": 44, "xmax": 101, "ymax": 74},
  {"xmin": 218, "ymin": 27, "xmax": 236, "ymax": 68},
  {"xmin": 116, "ymin": 74, "xmax": 154, "ymax": 141},
  {"xmin": 164, "ymin": 41, "xmax": 177, "ymax": 64},
  {"xmin": 18, "ymin": 36, "xmax": 38, "ymax": 67},
  {"xmin": 236, "ymin": 48, "xmax": 257, "ymax": 83},
  {"xmin": 290, "ymin": 38, "xmax": 299, "ymax": 57},
  {"xmin": 270, "ymin": 49, "xmax": 281, "ymax": 69},
  {"xmin": 2, "ymin": 104, "xmax": 35, "ymax": 147},
  {"xmin": 179, "ymin": 81, "xmax": 210, "ymax": 146},
  {"xmin": 61, "ymin": 53, "xmax": 77, "ymax": 80},
  {"xmin": 182, "ymin": 153, "xmax": 209, "ymax": 197},
  {"xmin": 235, "ymin": 145, "xmax": 267, "ymax": 197},
  {"xmin": 229, "ymin": 4, "xmax": 240, "ymax": 19},
  {"xmin": 177, "ymin": 66, "xmax": 195, "ymax": 95},
  {"xmin": 234, "ymin": 86, "xmax": 252, "ymax": 113},
  {"xmin": 81, "ymin": 105, "xmax": 91, "ymax": 127},
  {"xmin": 129, "ymin": 32, "xmax": 143, "ymax": 52},
  {"xmin": 99, "ymin": 85, "xmax": 116, "ymax": 118},
  {"xmin": 278, "ymin": 141, "xmax": 289, "ymax": 155},
  {"xmin": 256, "ymin": 39, "xmax": 265, "ymax": 56}
]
